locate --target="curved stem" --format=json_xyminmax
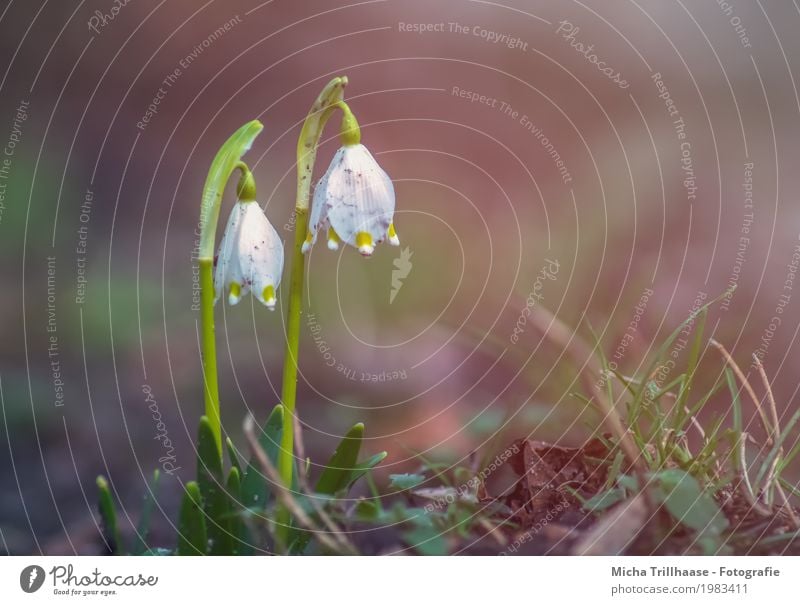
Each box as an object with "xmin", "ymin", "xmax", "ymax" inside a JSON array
[
  {"xmin": 277, "ymin": 77, "xmax": 347, "ymax": 543},
  {"xmin": 336, "ymin": 101, "xmax": 361, "ymax": 146},
  {"xmin": 198, "ymin": 121, "xmax": 263, "ymax": 455}
]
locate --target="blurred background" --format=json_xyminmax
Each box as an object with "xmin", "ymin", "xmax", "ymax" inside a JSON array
[{"xmin": 1, "ymin": 0, "xmax": 800, "ymax": 553}]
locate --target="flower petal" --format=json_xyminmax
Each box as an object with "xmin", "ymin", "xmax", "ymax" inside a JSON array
[
  {"xmin": 214, "ymin": 202, "xmax": 247, "ymax": 304},
  {"xmin": 308, "ymin": 144, "xmax": 395, "ymax": 254},
  {"xmin": 214, "ymin": 201, "xmax": 284, "ymax": 307}
]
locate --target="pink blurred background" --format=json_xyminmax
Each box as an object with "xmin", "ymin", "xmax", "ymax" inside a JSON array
[{"xmin": 1, "ymin": 0, "xmax": 799, "ymax": 552}]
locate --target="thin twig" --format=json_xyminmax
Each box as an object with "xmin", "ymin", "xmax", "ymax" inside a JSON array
[
  {"xmin": 243, "ymin": 416, "xmax": 357, "ymax": 555},
  {"xmin": 763, "ymin": 456, "xmax": 782, "ymax": 508},
  {"xmin": 684, "ymin": 406, "xmax": 722, "ymax": 476},
  {"xmin": 752, "ymin": 354, "xmax": 780, "ymax": 441},
  {"xmin": 736, "ymin": 432, "xmax": 755, "ymax": 499},
  {"xmin": 737, "ymin": 433, "xmax": 771, "ymax": 517},
  {"xmin": 710, "ymin": 340, "xmax": 773, "ymax": 445},
  {"xmin": 293, "ymin": 409, "xmax": 308, "ymax": 483},
  {"xmin": 288, "ymin": 413, "xmax": 358, "ymax": 546},
  {"xmin": 751, "ymin": 354, "xmax": 793, "ymax": 516},
  {"xmin": 684, "ymin": 406, "xmax": 707, "ymax": 440}
]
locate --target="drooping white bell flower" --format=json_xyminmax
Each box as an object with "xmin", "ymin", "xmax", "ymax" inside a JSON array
[
  {"xmin": 214, "ymin": 174, "xmax": 283, "ymax": 308},
  {"xmin": 302, "ymin": 105, "xmax": 399, "ymax": 256}
]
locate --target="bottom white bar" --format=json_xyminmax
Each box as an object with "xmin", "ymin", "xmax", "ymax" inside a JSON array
[{"xmin": 0, "ymin": 556, "xmax": 793, "ymax": 603}]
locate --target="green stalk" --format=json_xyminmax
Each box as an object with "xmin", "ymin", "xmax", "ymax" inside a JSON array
[
  {"xmin": 199, "ymin": 258, "xmax": 220, "ymax": 451},
  {"xmin": 276, "ymin": 76, "xmax": 348, "ymax": 542},
  {"xmin": 278, "ymin": 219, "xmax": 308, "ymax": 482},
  {"xmin": 198, "ymin": 120, "xmax": 264, "ymax": 455}
]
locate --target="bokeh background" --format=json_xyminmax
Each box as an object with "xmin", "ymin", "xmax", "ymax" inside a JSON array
[{"xmin": 2, "ymin": 0, "xmax": 800, "ymax": 554}]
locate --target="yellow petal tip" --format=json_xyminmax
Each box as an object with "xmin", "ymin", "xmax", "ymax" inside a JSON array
[
  {"xmin": 228, "ymin": 282, "xmax": 242, "ymax": 305},
  {"xmin": 301, "ymin": 231, "xmax": 314, "ymax": 254},
  {"xmin": 356, "ymin": 232, "xmax": 374, "ymax": 256},
  {"xmin": 388, "ymin": 222, "xmax": 399, "ymax": 246},
  {"xmin": 262, "ymin": 285, "xmax": 276, "ymax": 309},
  {"xmin": 327, "ymin": 227, "xmax": 341, "ymax": 250}
]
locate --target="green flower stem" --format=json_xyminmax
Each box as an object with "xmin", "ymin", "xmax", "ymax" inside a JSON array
[
  {"xmin": 198, "ymin": 120, "xmax": 263, "ymax": 455},
  {"xmin": 198, "ymin": 258, "xmax": 220, "ymax": 451},
  {"xmin": 276, "ymin": 77, "xmax": 348, "ymax": 542}
]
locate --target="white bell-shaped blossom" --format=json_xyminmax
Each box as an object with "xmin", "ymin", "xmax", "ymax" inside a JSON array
[
  {"xmin": 214, "ymin": 200, "xmax": 283, "ymax": 309},
  {"xmin": 303, "ymin": 143, "xmax": 399, "ymax": 256}
]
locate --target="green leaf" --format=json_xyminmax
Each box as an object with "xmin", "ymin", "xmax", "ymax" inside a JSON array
[
  {"xmin": 197, "ymin": 416, "xmax": 223, "ymax": 478},
  {"xmin": 284, "ymin": 490, "xmax": 334, "ymax": 556},
  {"xmin": 177, "ymin": 481, "xmax": 207, "ymax": 555},
  {"xmin": 673, "ymin": 376, "xmax": 725, "ymax": 439},
  {"xmin": 227, "ymin": 465, "xmax": 242, "ymax": 499},
  {"xmin": 133, "ymin": 469, "xmax": 160, "ymax": 555},
  {"xmin": 226, "ymin": 437, "xmax": 242, "ymax": 476},
  {"xmin": 390, "ymin": 473, "xmax": 426, "ymax": 491},
  {"xmin": 292, "ymin": 425, "xmax": 382, "ymax": 555},
  {"xmin": 285, "ymin": 492, "xmax": 337, "ymax": 556},
  {"xmin": 344, "ymin": 451, "xmax": 387, "ymax": 491},
  {"xmin": 391, "ymin": 503, "xmax": 437, "ymax": 527},
  {"xmin": 354, "ymin": 499, "xmax": 383, "ymax": 521},
  {"xmin": 96, "ymin": 476, "xmax": 122, "ymax": 554},
  {"xmin": 450, "ymin": 504, "xmax": 477, "ymax": 538},
  {"xmin": 288, "ymin": 423, "xmax": 366, "ymax": 556},
  {"xmin": 316, "ymin": 423, "xmax": 364, "ymax": 495},
  {"xmin": 196, "ymin": 416, "xmax": 231, "ymax": 555},
  {"xmin": 403, "ymin": 525, "xmax": 448, "ymax": 556},
  {"xmin": 628, "ymin": 291, "xmax": 731, "ymax": 425},
  {"xmin": 199, "ymin": 120, "xmax": 263, "ymax": 259},
  {"xmin": 617, "ymin": 473, "xmax": 639, "ymax": 492},
  {"xmin": 241, "ymin": 405, "xmax": 284, "ymax": 508},
  {"xmin": 726, "ymin": 368, "xmax": 743, "ymax": 436},
  {"xmin": 287, "ymin": 532, "xmax": 311, "ymax": 555},
  {"xmin": 226, "ymin": 466, "xmax": 246, "ymax": 555},
  {"xmin": 603, "ymin": 451, "xmax": 625, "ymax": 490},
  {"xmin": 583, "ymin": 488, "xmax": 626, "ymax": 512},
  {"xmin": 675, "ymin": 308, "xmax": 707, "ymax": 420},
  {"xmin": 651, "ymin": 469, "xmax": 728, "ymax": 535}
]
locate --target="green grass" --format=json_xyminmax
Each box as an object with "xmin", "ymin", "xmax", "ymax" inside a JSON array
[
  {"xmin": 521, "ymin": 289, "xmax": 800, "ymax": 554},
  {"xmin": 96, "ymin": 288, "xmax": 800, "ymax": 555},
  {"xmin": 350, "ymin": 289, "xmax": 800, "ymax": 554}
]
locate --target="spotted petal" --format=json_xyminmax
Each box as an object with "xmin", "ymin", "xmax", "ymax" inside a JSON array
[
  {"xmin": 214, "ymin": 201, "xmax": 283, "ymax": 308},
  {"xmin": 304, "ymin": 144, "xmax": 398, "ymax": 256}
]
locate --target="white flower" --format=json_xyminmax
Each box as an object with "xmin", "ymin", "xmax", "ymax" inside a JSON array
[
  {"xmin": 214, "ymin": 200, "xmax": 283, "ymax": 309},
  {"xmin": 303, "ymin": 143, "xmax": 399, "ymax": 256}
]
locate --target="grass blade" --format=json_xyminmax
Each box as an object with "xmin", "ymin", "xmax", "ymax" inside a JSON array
[
  {"xmin": 96, "ymin": 476, "xmax": 122, "ymax": 554},
  {"xmin": 755, "ymin": 409, "xmax": 800, "ymax": 491},
  {"xmin": 226, "ymin": 437, "xmax": 242, "ymax": 476},
  {"xmin": 226, "ymin": 466, "xmax": 245, "ymax": 555},
  {"xmin": 345, "ymin": 451, "xmax": 388, "ymax": 490},
  {"xmin": 241, "ymin": 404, "xmax": 284, "ymax": 508},
  {"xmin": 177, "ymin": 481, "xmax": 207, "ymax": 555},
  {"xmin": 197, "ymin": 416, "xmax": 231, "ymax": 555},
  {"xmin": 133, "ymin": 469, "xmax": 160, "ymax": 555}
]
